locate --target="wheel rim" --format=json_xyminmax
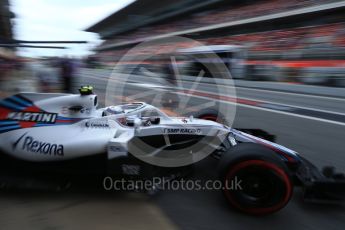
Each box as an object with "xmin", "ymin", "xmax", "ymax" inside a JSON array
[{"xmin": 223, "ymin": 160, "xmax": 292, "ymax": 215}]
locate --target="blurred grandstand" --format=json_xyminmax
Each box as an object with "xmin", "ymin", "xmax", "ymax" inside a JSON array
[{"xmin": 86, "ymin": 0, "xmax": 345, "ymax": 86}]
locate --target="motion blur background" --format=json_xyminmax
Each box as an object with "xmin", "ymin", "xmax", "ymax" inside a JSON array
[
  {"xmin": 2, "ymin": 0, "xmax": 345, "ymax": 96},
  {"xmin": 1, "ymin": 0, "xmax": 345, "ymax": 229}
]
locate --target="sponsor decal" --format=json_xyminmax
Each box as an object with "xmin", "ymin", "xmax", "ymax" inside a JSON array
[
  {"xmin": 85, "ymin": 121, "xmax": 110, "ymax": 128},
  {"xmin": 163, "ymin": 128, "xmax": 201, "ymax": 134},
  {"xmin": 12, "ymin": 132, "xmax": 28, "ymax": 150},
  {"xmin": 13, "ymin": 134, "xmax": 64, "ymax": 156},
  {"xmin": 7, "ymin": 112, "xmax": 57, "ymax": 124}
]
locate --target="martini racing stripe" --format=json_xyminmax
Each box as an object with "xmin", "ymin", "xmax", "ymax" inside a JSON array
[
  {"xmin": 0, "ymin": 118, "xmax": 82, "ymax": 133},
  {"xmin": 0, "ymin": 115, "xmax": 83, "ymax": 133},
  {"xmin": 0, "ymin": 95, "xmax": 34, "ymax": 112},
  {"xmin": 0, "ymin": 121, "xmax": 19, "ymax": 126},
  {"xmin": 55, "ymin": 116, "xmax": 84, "ymax": 123},
  {"xmin": 34, "ymin": 123, "xmax": 59, "ymax": 127},
  {"xmin": 7, "ymin": 95, "xmax": 33, "ymax": 107},
  {"xmin": 56, "ymin": 116, "xmax": 82, "ymax": 120},
  {"xmin": 0, "ymin": 125, "xmax": 21, "ymax": 132},
  {"xmin": 0, "ymin": 100, "xmax": 26, "ymax": 111},
  {"xmin": 0, "ymin": 95, "xmax": 85, "ymax": 133},
  {"xmin": 34, "ymin": 123, "xmax": 77, "ymax": 127}
]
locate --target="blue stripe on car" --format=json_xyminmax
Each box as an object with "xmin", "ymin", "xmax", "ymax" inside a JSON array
[
  {"xmin": 9, "ymin": 96, "xmax": 33, "ymax": 107},
  {"xmin": 0, "ymin": 125, "xmax": 21, "ymax": 132},
  {"xmin": 0, "ymin": 100, "xmax": 25, "ymax": 110}
]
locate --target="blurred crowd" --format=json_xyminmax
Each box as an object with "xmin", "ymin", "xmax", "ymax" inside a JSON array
[
  {"xmin": 0, "ymin": 56, "xmax": 83, "ymax": 98},
  {"xmin": 99, "ymin": 0, "xmax": 341, "ymax": 50},
  {"xmin": 98, "ymin": 22, "xmax": 345, "ymax": 61},
  {"xmin": 0, "ymin": 57, "xmax": 35, "ymax": 98},
  {"xmin": 205, "ymin": 22, "xmax": 345, "ymax": 52},
  {"xmin": 91, "ymin": 0, "xmax": 345, "ymax": 87}
]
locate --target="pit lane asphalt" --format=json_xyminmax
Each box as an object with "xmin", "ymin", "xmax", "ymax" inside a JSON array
[{"xmin": 75, "ymin": 69, "xmax": 345, "ymax": 229}]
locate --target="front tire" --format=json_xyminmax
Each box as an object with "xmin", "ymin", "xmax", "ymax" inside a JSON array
[{"xmin": 219, "ymin": 143, "xmax": 293, "ymax": 215}]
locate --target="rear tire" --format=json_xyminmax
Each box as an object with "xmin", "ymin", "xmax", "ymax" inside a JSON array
[{"xmin": 219, "ymin": 143, "xmax": 293, "ymax": 215}]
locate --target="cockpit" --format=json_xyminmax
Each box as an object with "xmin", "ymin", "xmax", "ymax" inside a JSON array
[
  {"xmin": 102, "ymin": 102, "xmax": 146, "ymax": 116},
  {"xmin": 101, "ymin": 102, "xmax": 170, "ymax": 127}
]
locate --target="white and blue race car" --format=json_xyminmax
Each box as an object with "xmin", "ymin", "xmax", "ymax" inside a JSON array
[{"xmin": 0, "ymin": 86, "xmax": 344, "ymax": 215}]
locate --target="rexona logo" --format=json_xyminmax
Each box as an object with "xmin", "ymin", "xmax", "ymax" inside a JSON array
[
  {"xmin": 7, "ymin": 112, "xmax": 57, "ymax": 123},
  {"xmin": 20, "ymin": 136, "xmax": 64, "ymax": 156},
  {"xmin": 163, "ymin": 128, "xmax": 202, "ymax": 134}
]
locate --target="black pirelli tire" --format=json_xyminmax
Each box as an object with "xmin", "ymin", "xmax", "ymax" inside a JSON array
[{"xmin": 219, "ymin": 143, "xmax": 293, "ymax": 215}]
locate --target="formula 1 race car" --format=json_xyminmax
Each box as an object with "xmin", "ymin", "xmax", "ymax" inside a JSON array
[{"xmin": 0, "ymin": 86, "xmax": 344, "ymax": 215}]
